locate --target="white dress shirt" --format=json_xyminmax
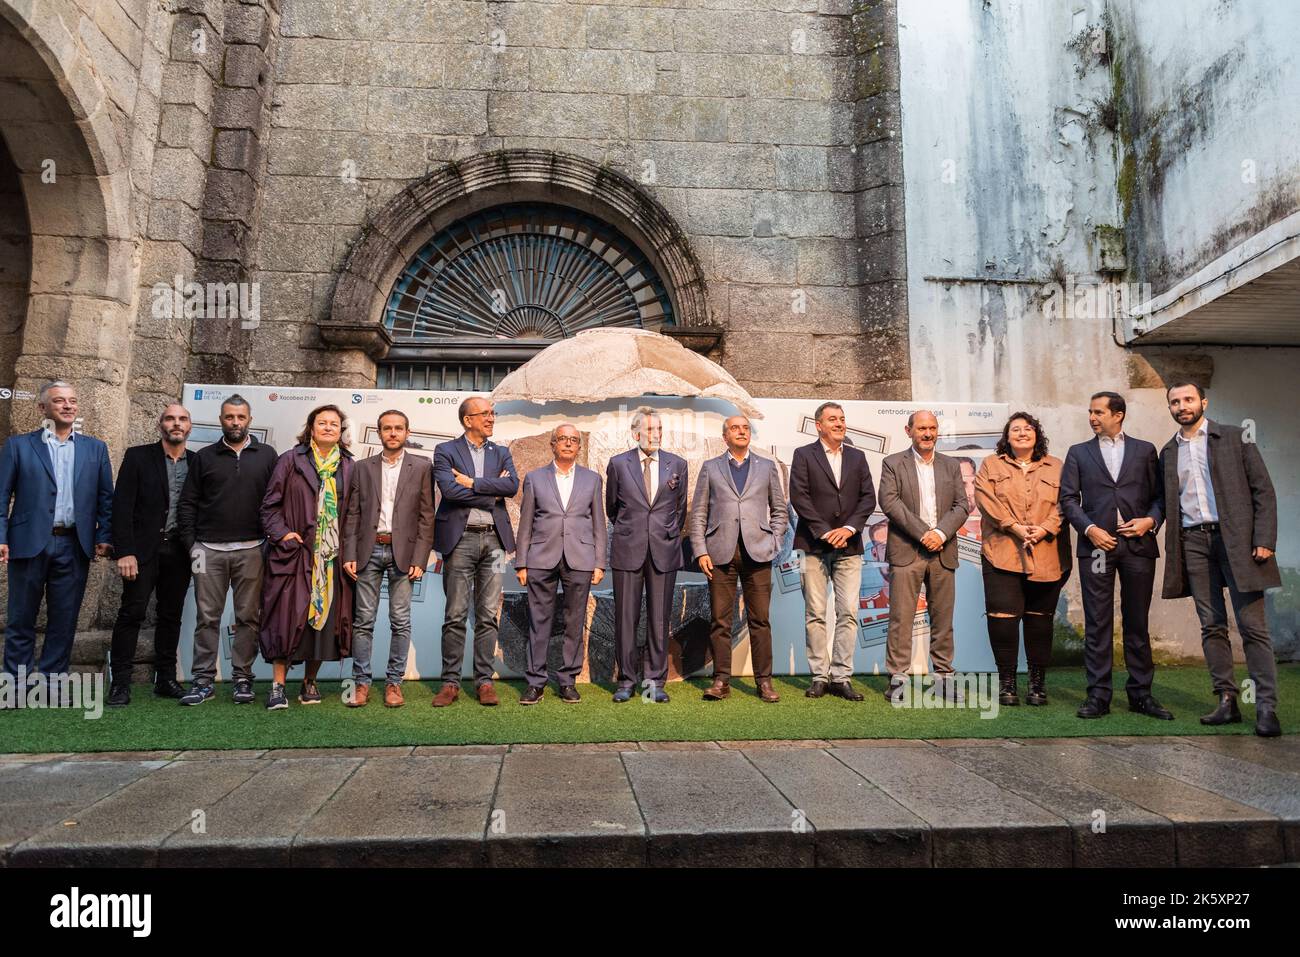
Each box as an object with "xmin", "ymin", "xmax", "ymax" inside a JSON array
[
  {"xmin": 1084, "ymin": 432, "xmax": 1126, "ymax": 535},
  {"xmin": 639, "ymin": 449, "xmax": 659, "ymax": 501},
  {"xmin": 912, "ymin": 448, "xmax": 946, "ymax": 543},
  {"xmin": 377, "ymin": 451, "xmax": 404, "ymax": 534},
  {"xmin": 820, "ymin": 441, "xmax": 843, "ymax": 487},
  {"xmin": 1175, "ymin": 419, "xmax": 1219, "ymax": 526},
  {"xmin": 554, "ymin": 461, "xmax": 576, "ymax": 510}
]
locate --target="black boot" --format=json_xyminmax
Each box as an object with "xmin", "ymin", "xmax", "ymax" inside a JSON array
[
  {"xmin": 998, "ymin": 671, "xmax": 1020, "ymax": 706},
  {"xmin": 1200, "ymin": 692, "xmax": 1242, "ymax": 726},
  {"xmin": 1026, "ymin": 666, "xmax": 1047, "ymax": 706},
  {"xmin": 107, "ymin": 684, "xmax": 131, "ymax": 707}
]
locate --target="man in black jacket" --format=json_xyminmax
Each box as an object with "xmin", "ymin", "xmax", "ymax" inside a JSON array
[
  {"xmin": 789, "ymin": 401, "xmax": 876, "ymax": 701},
  {"xmin": 107, "ymin": 405, "xmax": 197, "ymax": 705},
  {"xmin": 174, "ymin": 395, "xmax": 277, "ymax": 706},
  {"xmin": 1060, "ymin": 392, "xmax": 1172, "ymax": 721}
]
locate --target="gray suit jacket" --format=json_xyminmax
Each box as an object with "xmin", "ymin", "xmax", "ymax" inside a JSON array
[
  {"xmin": 688, "ymin": 452, "xmax": 788, "ymax": 565},
  {"xmin": 876, "ymin": 449, "xmax": 969, "ymax": 570},
  {"xmin": 1156, "ymin": 419, "xmax": 1280, "ymax": 598},
  {"xmin": 515, "ymin": 462, "xmax": 607, "ymax": 572},
  {"xmin": 342, "ymin": 452, "xmax": 436, "ymax": 572}
]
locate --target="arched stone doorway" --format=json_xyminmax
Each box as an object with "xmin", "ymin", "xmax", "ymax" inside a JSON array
[{"xmin": 325, "ymin": 150, "xmax": 716, "ymax": 386}]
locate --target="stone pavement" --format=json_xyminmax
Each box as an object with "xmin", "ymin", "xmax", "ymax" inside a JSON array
[{"xmin": 2, "ymin": 736, "xmax": 1297, "ymax": 867}]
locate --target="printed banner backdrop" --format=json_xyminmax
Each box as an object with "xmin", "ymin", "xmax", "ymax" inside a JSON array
[{"xmin": 179, "ymin": 385, "xmax": 1009, "ymax": 683}]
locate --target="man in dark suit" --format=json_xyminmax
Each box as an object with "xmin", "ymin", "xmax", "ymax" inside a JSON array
[
  {"xmin": 789, "ymin": 401, "xmax": 876, "ymax": 701},
  {"xmin": 1157, "ymin": 382, "xmax": 1282, "ymax": 737},
  {"xmin": 606, "ymin": 407, "xmax": 688, "ymax": 703},
  {"xmin": 514, "ymin": 423, "xmax": 606, "ymax": 705},
  {"xmin": 876, "ymin": 410, "xmax": 970, "ymax": 703},
  {"xmin": 106, "ymin": 403, "xmax": 196, "ymax": 706},
  {"xmin": 432, "ymin": 396, "xmax": 518, "ymax": 707},
  {"xmin": 343, "ymin": 409, "xmax": 436, "ymax": 709},
  {"xmin": 1061, "ymin": 391, "xmax": 1172, "ymax": 721},
  {"xmin": 688, "ymin": 415, "xmax": 788, "ymax": 703},
  {"xmin": 0, "ymin": 381, "xmax": 113, "ymax": 681}
]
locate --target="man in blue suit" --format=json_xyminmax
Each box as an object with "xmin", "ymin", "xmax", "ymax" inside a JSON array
[
  {"xmin": 0, "ymin": 381, "xmax": 113, "ymax": 679},
  {"xmin": 514, "ymin": 423, "xmax": 606, "ymax": 705},
  {"xmin": 606, "ymin": 407, "xmax": 688, "ymax": 703},
  {"xmin": 1060, "ymin": 391, "xmax": 1172, "ymax": 721},
  {"xmin": 432, "ymin": 396, "xmax": 518, "ymax": 707}
]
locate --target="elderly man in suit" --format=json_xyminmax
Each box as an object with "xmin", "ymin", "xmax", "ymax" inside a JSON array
[
  {"xmin": 876, "ymin": 410, "xmax": 971, "ymax": 704},
  {"xmin": 0, "ymin": 381, "xmax": 113, "ymax": 683},
  {"xmin": 432, "ymin": 396, "xmax": 518, "ymax": 707},
  {"xmin": 1157, "ymin": 382, "xmax": 1282, "ymax": 737},
  {"xmin": 607, "ymin": 407, "xmax": 688, "ymax": 703},
  {"xmin": 689, "ymin": 415, "xmax": 787, "ymax": 703},
  {"xmin": 514, "ymin": 423, "xmax": 607, "ymax": 705},
  {"xmin": 343, "ymin": 409, "xmax": 436, "ymax": 709},
  {"xmin": 106, "ymin": 403, "xmax": 196, "ymax": 706},
  {"xmin": 789, "ymin": 401, "xmax": 876, "ymax": 701},
  {"xmin": 1061, "ymin": 391, "xmax": 1172, "ymax": 721}
]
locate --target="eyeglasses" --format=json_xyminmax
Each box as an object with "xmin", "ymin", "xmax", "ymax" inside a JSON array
[
  {"xmin": 554, "ymin": 436, "xmax": 581, "ymax": 445},
  {"xmin": 466, "ymin": 411, "xmax": 495, "ymax": 419}
]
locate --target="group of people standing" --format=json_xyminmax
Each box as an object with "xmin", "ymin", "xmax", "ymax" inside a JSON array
[{"xmin": 0, "ymin": 381, "xmax": 1283, "ymax": 735}]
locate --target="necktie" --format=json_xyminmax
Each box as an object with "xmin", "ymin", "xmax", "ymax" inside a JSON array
[{"xmin": 643, "ymin": 455, "xmax": 653, "ymax": 501}]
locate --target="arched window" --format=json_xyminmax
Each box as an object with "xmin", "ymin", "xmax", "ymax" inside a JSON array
[{"xmin": 378, "ymin": 202, "xmax": 676, "ymax": 390}]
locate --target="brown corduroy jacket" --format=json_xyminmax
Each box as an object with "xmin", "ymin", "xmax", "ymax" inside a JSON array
[{"xmin": 974, "ymin": 453, "xmax": 1073, "ymax": 582}]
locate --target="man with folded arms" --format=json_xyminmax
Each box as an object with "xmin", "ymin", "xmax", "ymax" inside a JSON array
[
  {"xmin": 689, "ymin": 415, "xmax": 787, "ymax": 703},
  {"xmin": 876, "ymin": 410, "xmax": 971, "ymax": 704},
  {"xmin": 343, "ymin": 410, "xmax": 435, "ymax": 708},
  {"xmin": 514, "ymin": 424, "xmax": 606, "ymax": 705}
]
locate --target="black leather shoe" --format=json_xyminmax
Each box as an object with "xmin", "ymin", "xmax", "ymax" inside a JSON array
[
  {"xmin": 107, "ymin": 685, "xmax": 131, "ymax": 707},
  {"xmin": 1076, "ymin": 696, "xmax": 1109, "ymax": 719},
  {"xmin": 153, "ymin": 677, "xmax": 186, "ymax": 699},
  {"xmin": 828, "ymin": 681, "xmax": 864, "ymax": 702},
  {"xmin": 519, "ymin": 686, "xmax": 544, "ymax": 706},
  {"xmin": 1255, "ymin": 708, "xmax": 1282, "ymax": 737},
  {"xmin": 1129, "ymin": 696, "xmax": 1174, "ymax": 720},
  {"xmin": 1200, "ymin": 692, "xmax": 1242, "ymax": 726},
  {"xmin": 805, "ymin": 680, "xmax": 828, "ymax": 699},
  {"xmin": 558, "ymin": 685, "xmax": 581, "ymax": 704}
]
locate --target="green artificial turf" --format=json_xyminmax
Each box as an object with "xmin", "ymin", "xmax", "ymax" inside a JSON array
[{"xmin": 1, "ymin": 665, "xmax": 1295, "ymax": 753}]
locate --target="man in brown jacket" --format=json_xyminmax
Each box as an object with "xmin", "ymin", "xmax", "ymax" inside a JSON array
[
  {"xmin": 1157, "ymin": 383, "xmax": 1282, "ymax": 736},
  {"xmin": 342, "ymin": 410, "xmax": 436, "ymax": 708}
]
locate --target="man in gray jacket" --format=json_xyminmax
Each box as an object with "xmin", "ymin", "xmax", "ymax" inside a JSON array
[
  {"xmin": 1157, "ymin": 382, "xmax": 1282, "ymax": 737},
  {"xmin": 514, "ymin": 423, "xmax": 607, "ymax": 705},
  {"xmin": 689, "ymin": 415, "xmax": 788, "ymax": 702},
  {"xmin": 876, "ymin": 410, "xmax": 971, "ymax": 703}
]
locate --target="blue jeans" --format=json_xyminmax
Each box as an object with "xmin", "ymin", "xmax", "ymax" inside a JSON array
[
  {"xmin": 3, "ymin": 533, "xmax": 90, "ymax": 676},
  {"xmin": 351, "ymin": 543, "xmax": 414, "ymax": 687},
  {"xmin": 441, "ymin": 527, "xmax": 504, "ymax": 687}
]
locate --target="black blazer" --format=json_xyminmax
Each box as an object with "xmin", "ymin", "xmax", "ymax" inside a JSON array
[
  {"xmin": 111, "ymin": 442, "xmax": 196, "ymax": 562},
  {"xmin": 788, "ymin": 440, "xmax": 876, "ymax": 556},
  {"xmin": 1059, "ymin": 435, "xmax": 1161, "ymax": 558}
]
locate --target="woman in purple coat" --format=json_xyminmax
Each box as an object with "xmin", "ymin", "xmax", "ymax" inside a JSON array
[{"xmin": 259, "ymin": 405, "xmax": 356, "ymax": 710}]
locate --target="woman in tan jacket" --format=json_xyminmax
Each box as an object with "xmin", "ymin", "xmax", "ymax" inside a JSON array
[{"xmin": 975, "ymin": 412, "xmax": 1072, "ymax": 707}]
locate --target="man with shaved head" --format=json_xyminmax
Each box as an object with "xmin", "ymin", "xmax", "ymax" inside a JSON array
[
  {"xmin": 876, "ymin": 409, "xmax": 971, "ymax": 703},
  {"xmin": 106, "ymin": 403, "xmax": 197, "ymax": 705},
  {"xmin": 514, "ymin": 423, "xmax": 607, "ymax": 704}
]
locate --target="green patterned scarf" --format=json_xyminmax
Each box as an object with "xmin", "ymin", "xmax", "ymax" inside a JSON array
[{"xmin": 308, "ymin": 442, "xmax": 341, "ymax": 630}]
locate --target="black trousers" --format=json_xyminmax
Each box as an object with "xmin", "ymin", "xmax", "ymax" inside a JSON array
[
  {"xmin": 108, "ymin": 538, "xmax": 193, "ymax": 687},
  {"xmin": 1079, "ymin": 541, "xmax": 1156, "ymax": 704},
  {"xmin": 613, "ymin": 554, "xmax": 676, "ymax": 691},
  {"xmin": 524, "ymin": 558, "xmax": 592, "ymax": 689}
]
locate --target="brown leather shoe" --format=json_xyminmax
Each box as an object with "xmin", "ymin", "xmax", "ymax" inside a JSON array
[
  {"xmin": 758, "ymin": 679, "xmax": 780, "ymax": 703},
  {"xmin": 702, "ymin": 679, "xmax": 730, "ymax": 701},
  {"xmin": 348, "ymin": 684, "xmax": 369, "ymax": 708},
  {"xmin": 476, "ymin": 682, "xmax": 499, "ymax": 707},
  {"xmin": 384, "ymin": 683, "xmax": 404, "ymax": 708},
  {"xmin": 432, "ymin": 683, "xmax": 459, "ymax": 707}
]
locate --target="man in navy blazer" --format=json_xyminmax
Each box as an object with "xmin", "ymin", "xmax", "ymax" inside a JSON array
[
  {"xmin": 0, "ymin": 381, "xmax": 113, "ymax": 680},
  {"xmin": 431, "ymin": 396, "xmax": 518, "ymax": 707},
  {"xmin": 514, "ymin": 423, "xmax": 607, "ymax": 704},
  {"xmin": 606, "ymin": 407, "xmax": 688, "ymax": 703},
  {"xmin": 1060, "ymin": 391, "xmax": 1172, "ymax": 721}
]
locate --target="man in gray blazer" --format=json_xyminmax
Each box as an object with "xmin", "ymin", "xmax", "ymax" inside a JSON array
[
  {"xmin": 876, "ymin": 410, "xmax": 970, "ymax": 703},
  {"xmin": 515, "ymin": 424, "xmax": 607, "ymax": 705},
  {"xmin": 1157, "ymin": 382, "xmax": 1282, "ymax": 737},
  {"xmin": 342, "ymin": 410, "xmax": 436, "ymax": 708},
  {"xmin": 689, "ymin": 415, "xmax": 788, "ymax": 703}
]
